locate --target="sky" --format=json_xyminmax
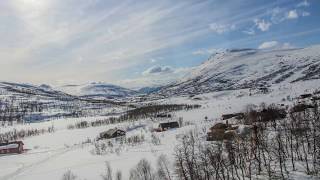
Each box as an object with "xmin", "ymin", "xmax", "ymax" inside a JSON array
[{"xmin": 0, "ymin": 0, "xmax": 319, "ymax": 88}]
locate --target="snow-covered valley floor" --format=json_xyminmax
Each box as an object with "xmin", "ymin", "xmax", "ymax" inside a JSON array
[{"xmin": 1, "ymin": 80, "xmax": 320, "ymax": 180}]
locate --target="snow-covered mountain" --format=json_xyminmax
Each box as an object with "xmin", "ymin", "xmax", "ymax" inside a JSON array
[
  {"xmin": 157, "ymin": 45, "xmax": 320, "ymax": 96},
  {"xmin": 58, "ymin": 82, "xmax": 138, "ymax": 99},
  {"xmin": 137, "ymin": 86, "xmax": 162, "ymax": 94},
  {"xmin": 0, "ymin": 81, "xmax": 73, "ymax": 99}
]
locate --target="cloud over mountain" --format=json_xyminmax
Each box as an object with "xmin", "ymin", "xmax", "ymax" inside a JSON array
[
  {"xmin": 142, "ymin": 66, "xmax": 173, "ymax": 75},
  {"xmin": 258, "ymin": 41, "xmax": 294, "ymax": 50}
]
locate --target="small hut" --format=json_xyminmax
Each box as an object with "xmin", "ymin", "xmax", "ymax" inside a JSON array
[
  {"xmin": 0, "ymin": 141, "xmax": 24, "ymax": 154},
  {"xmin": 222, "ymin": 113, "xmax": 244, "ymax": 120},
  {"xmin": 156, "ymin": 114, "xmax": 172, "ymax": 118},
  {"xmin": 299, "ymin": 94, "xmax": 312, "ymax": 99},
  {"xmin": 291, "ymin": 104, "xmax": 315, "ymax": 113},
  {"xmin": 158, "ymin": 121, "xmax": 179, "ymax": 131},
  {"xmin": 207, "ymin": 123, "xmax": 231, "ymax": 141},
  {"xmin": 98, "ymin": 128, "xmax": 126, "ymax": 140}
]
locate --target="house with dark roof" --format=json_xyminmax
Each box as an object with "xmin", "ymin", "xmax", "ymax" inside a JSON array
[
  {"xmin": 155, "ymin": 113, "xmax": 172, "ymax": 118},
  {"xmin": 0, "ymin": 141, "xmax": 24, "ymax": 154},
  {"xmin": 291, "ymin": 104, "xmax": 315, "ymax": 113},
  {"xmin": 299, "ymin": 94, "xmax": 312, "ymax": 99},
  {"xmin": 157, "ymin": 121, "xmax": 179, "ymax": 131},
  {"xmin": 98, "ymin": 128, "xmax": 126, "ymax": 140},
  {"xmin": 222, "ymin": 113, "xmax": 244, "ymax": 120}
]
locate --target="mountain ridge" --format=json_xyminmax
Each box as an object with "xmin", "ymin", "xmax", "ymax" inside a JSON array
[{"xmin": 155, "ymin": 45, "xmax": 320, "ymax": 96}]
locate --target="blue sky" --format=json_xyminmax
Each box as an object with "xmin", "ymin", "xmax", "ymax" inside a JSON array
[{"xmin": 0, "ymin": 0, "xmax": 319, "ymax": 88}]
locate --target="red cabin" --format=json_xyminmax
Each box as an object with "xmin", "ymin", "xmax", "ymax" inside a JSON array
[{"xmin": 0, "ymin": 141, "xmax": 24, "ymax": 154}]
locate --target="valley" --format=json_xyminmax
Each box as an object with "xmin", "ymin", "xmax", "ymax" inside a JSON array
[{"xmin": 1, "ymin": 46, "xmax": 320, "ymax": 180}]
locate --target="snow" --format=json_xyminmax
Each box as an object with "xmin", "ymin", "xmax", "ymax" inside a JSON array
[
  {"xmin": 1, "ymin": 79, "xmax": 320, "ymax": 179},
  {"xmin": 1, "ymin": 45, "xmax": 320, "ymax": 179},
  {"xmin": 159, "ymin": 46, "xmax": 320, "ymax": 96},
  {"xmin": 56, "ymin": 83, "xmax": 138, "ymax": 98},
  {"xmin": 0, "ymin": 120, "xmax": 190, "ymax": 180}
]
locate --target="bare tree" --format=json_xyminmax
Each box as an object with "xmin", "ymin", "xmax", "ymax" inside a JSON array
[
  {"xmin": 129, "ymin": 159, "xmax": 155, "ymax": 180},
  {"xmin": 62, "ymin": 170, "xmax": 77, "ymax": 180},
  {"xmin": 115, "ymin": 170, "xmax": 122, "ymax": 180},
  {"xmin": 101, "ymin": 162, "xmax": 113, "ymax": 180},
  {"xmin": 156, "ymin": 154, "xmax": 172, "ymax": 180}
]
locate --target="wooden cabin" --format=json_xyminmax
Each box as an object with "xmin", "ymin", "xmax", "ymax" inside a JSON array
[
  {"xmin": 158, "ymin": 121, "xmax": 179, "ymax": 131},
  {"xmin": 210, "ymin": 122, "xmax": 229, "ymax": 131},
  {"xmin": 207, "ymin": 123, "xmax": 231, "ymax": 141},
  {"xmin": 291, "ymin": 104, "xmax": 315, "ymax": 113},
  {"xmin": 259, "ymin": 108, "xmax": 287, "ymax": 122},
  {"xmin": 222, "ymin": 113, "xmax": 244, "ymax": 120},
  {"xmin": 299, "ymin": 94, "xmax": 312, "ymax": 99},
  {"xmin": 207, "ymin": 123, "xmax": 256, "ymax": 142},
  {"xmin": 156, "ymin": 114, "xmax": 172, "ymax": 118},
  {"xmin": 0, "ymin": 141, "xmax": 24, "ymax": 154},
  {"xmin": 258, "ymin": 87, "xmax": 269, "ymax": 94},
  {"xmin": 98, "ymin": 128, "xmax": 126, "ymax": 140}
]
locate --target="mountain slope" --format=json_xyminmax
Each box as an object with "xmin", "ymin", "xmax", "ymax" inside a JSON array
[
  {"xmin": 157, "ymin": 46, "xmax": 320, "ymax": 96},
  {"xmin": 0, "ymin": 81, "xmax": 74, "ymax": 99},
  {"xmin": 137, "ymin": 86, "xmax": 162, "ymax": 94},
  {"xmin": 58, "ymin": 82, "xmax": 138, "ymax": 99}
]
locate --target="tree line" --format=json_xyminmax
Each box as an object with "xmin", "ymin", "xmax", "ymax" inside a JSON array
[
  {"xmin": 67, "ymin": 104, "xmax": 200, "ymax": 130},
  {"xmin": 173, "ymin": 102, "xmax": 320, "ymax": 180}
]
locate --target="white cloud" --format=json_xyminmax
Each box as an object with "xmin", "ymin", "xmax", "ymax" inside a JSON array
[
  {"xmin": 254, "ymin": 19, "xmax": 272, "ymax": 32},
  {"xmin": 270, "ymin": 7, "xmax": 285, "ymax": 23},
  {"xmin": 258, "ymin": 41, "xmax": 279, "ymax": 49},
  {"xmin": 281, "ymin": 42, "xmax": 295, "ymax": 49},
  {"xmin": 302, "ymin": 11, "xmax": 311, "ymax": 17},
  {"xmin": 0, "ymin": 0, "xmax": 312, "ymax": 86},
  {"xmin": 192, "ymin": 48, "xmax": 223, "ymax": 55},
  {"xmin": 0, "ymin": 0, "xmax": 218, "ymax": 85},
  {"xmin": 119, "ymin": 66, "xmax": 192, "ymax": 88},
  {"xmin": 256, "ymin": 4, "xmax": 312, "ymax": 34},
  {"xmin": 209, "ymin": 23, "xmax": 236, "ymax": 34},
  {"xmin": 287, "ymin": 10, "xmax": 299, "ymax": 19},
  {"xmin": 142, "ymin": 66, "xmax": 173, "ymax": 75},
  {"xmin": 149, "ymin": 57, "xmax": 163, "ymax": 63},
  {"xmin": 270, "ymin": 6, "xmax": 310, "ymax": 25},
  {"xmin": 242, "ymin": 28, "xmax": 255, "ymax": 35},
  {"xmin": 258, "ymin": 41, "xmax": 295, "ymax": 50},
  {"xmin": 297, "ymin": 0, "xmax": 310, "ymax": 7}
]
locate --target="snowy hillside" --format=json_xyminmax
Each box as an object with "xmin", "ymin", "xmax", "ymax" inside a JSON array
[
  {"xmin": 157, "ymin": 46, "xmax": 320, "ymax": 96},
  {"xmin": 1, "ymin": 79, "xmax": 320, "ymax": 180},
  {"xmin": 58, "ymin": 83, "xmax": 139, "ymax": 100},
  {"xmin": 0, "ymin": 81, "xmax": 73, "ymax": 99},
  {"xmin": 0, "ymin": 81, "xmax": 126, "ymax": 123},
  {"xmin": 137, "ymin": 86, "xmax": 162, "ymax": 94},
  {"xmin": 1, "ymin": 46, "xmax": 320, "ymax": 180}
]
